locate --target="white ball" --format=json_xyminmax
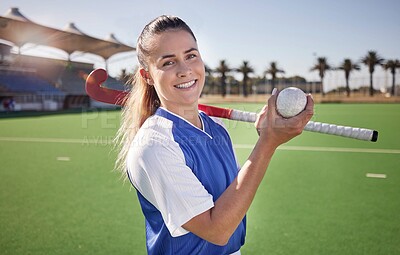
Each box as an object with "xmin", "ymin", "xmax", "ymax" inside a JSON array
[{"xmin": 276, "ymin": 87, "xmax": 307, "ymax": 118}]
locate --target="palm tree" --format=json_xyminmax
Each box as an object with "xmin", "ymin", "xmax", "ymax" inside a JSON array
[
  {"xmin": 337, "ymin": 59, "xmax": 360, "ymax": 97},
  {"xmin": 204, "ymin": 64, "xmax": 214, "ymax": 94},
  {"xmin": 236, "ymin": 61, "xmax": 254, "ymax": 97},
  {"xmin": 382, "ymin": 59, "xmax": 400, "ymax": 96},
  {"xmin": 215, "ymin": 60, "xmax": 231, "ymax": 97},
  {"xmin": 264, "ymin": 61, "xmax": 285, "ymax": 93},
  {"xmin": 310, "ymin": 57, "xmax": 331, "ymax": 96},
  {"xmin": 360, "ymin": 51, "xmax": 385, "ymax": 96},
  {"xmin": 117, "ymin": 68, "xmax": 134, "ymax": 84}
]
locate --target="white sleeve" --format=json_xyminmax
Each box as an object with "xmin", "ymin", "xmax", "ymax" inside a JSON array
[{"xmin": 127, "ymin": 136, "xmax": 214, "ymax": 237}]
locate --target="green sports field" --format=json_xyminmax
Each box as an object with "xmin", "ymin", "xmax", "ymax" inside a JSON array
[{"xmin": 1, "ymin": 103, "xmax": 399, "ymax": 255}]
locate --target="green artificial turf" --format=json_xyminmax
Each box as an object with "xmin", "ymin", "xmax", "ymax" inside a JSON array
[{"xmin": 0, "ymin": 104, "xmax": 399, "ymax": 255}]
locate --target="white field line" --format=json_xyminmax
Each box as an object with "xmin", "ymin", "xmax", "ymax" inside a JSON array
[
  {"xmin": 0, "ymin": 137, "xmax": 84, "ymax": 143},
  {"xmin": 56, "ymin": 156, "xmax": 71, "ymax": 161},
  {"xmin": 0, "ymin": 136, "xmax": 111, "ymax": 144},
  {"xmin": 366, "ymin": 173, "xmax": 387, "ymax": 179},
  {"xmin": 0, "ymin": 136, "xmax": 400, "ymax": 154}
]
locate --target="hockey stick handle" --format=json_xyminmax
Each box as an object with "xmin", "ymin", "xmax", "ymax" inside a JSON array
[{"xmin": 200, "ymin": 106, "xmax": 377, "ymax": 142}]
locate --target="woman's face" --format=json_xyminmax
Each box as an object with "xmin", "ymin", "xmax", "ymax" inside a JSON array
[{"xmin": 144, "ymin": 29, "xmax": 205, "ymax": 113}]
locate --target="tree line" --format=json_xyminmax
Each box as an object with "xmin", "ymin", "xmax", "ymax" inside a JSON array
[
  {"xmin": 118, "ymin": 50, "xmax": 400, "ymax": 97},
  {"xmin": 311, "ymin": 51, "xmax": 399, "ymax": 97}
]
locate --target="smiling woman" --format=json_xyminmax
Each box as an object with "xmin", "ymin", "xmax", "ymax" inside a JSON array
[{"xmin": 113, "ymin": 15, "xmax": 313, "ymax": 255}]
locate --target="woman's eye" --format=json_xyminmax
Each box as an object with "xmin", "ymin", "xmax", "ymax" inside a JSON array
[
  {"xmin": 163, "ymin": 61, "xmax": 174, "ymax": 66},
  {"xmin": 187, "ymin": 54, "xmax": 197, "ymax": 59}
]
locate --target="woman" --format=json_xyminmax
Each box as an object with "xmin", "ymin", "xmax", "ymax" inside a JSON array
[{"xmin": 115, "ymin": 15, "xmax": 314, "ymax": 255}]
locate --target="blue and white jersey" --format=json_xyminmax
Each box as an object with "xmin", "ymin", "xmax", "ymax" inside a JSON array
[{"xmin": 127, "ymin": 107, "xmax": 246, "ymax": 255}]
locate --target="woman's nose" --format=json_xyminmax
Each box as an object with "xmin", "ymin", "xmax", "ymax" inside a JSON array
[{"xmin": 177, "ymin": 62, "xmax": 192, "ymax": 77}]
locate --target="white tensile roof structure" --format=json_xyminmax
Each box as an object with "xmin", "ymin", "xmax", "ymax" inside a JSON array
[{"xmin": 0, "ymin": 7, "xmax": 135, "ymax": 61}]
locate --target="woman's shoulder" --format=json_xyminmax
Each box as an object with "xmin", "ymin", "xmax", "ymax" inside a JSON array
[
  {"xmin": 135, "ymin": 114, "xmax": 176, "ymax": 143},
  {"xmin": 127, "ymin": 115, "xmax": 183, "ymax": 167}
]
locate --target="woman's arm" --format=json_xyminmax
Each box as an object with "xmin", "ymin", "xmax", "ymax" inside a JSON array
[{"xmin": 182, "ymin": 91, "xmax": 314, "ymax": 245}]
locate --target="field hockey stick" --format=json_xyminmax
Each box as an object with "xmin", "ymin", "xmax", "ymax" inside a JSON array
[{"xmin": 85, "ymin": 69, "xmax": 378, "ymax": 142}]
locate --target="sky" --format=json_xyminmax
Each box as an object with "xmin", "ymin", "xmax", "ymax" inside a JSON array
[{"xmin": 1, "ymin": 0, "xmax": 400, "ymax": 92}]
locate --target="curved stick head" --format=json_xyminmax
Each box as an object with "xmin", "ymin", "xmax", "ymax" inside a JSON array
[{"xmin": 85, "ymin": 68, "xmax": 128, "ymax": 105}]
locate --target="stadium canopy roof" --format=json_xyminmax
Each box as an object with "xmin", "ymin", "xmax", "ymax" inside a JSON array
[{"xmin": 0, "ymin": 7, "xmax": 136, "ymax": 60}]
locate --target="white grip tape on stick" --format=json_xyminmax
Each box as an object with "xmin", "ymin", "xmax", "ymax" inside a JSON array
[
  {"xmin": 304, "ymin": 121, "xmax": 374, "ymax": 141},
  {"xmin": 229, "ymin": 110, "xmax": 376, "ymax": 142},
  {"xmin": 230, "ymin": 110, "xmax": 258, "ymax": 123}
]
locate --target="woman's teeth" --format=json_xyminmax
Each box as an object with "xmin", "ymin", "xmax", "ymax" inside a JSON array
[{"xmin": 175, "ymin": 80, "xmax": 195, "ymax": 89}]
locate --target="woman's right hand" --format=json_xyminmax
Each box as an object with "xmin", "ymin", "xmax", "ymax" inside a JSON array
[{"xmin": 255, "ymin": 89, "xmax": 314, "ymax": 149}]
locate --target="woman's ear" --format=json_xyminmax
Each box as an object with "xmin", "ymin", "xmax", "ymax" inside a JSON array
[{"xmin": 139, "ymin": 68, "xmax": 154, "ymax": 85}]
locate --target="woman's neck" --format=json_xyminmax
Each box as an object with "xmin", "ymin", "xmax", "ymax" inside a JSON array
[{"xmin": 161, "ymin": 104, "xmax": 202, "ymax": 129}]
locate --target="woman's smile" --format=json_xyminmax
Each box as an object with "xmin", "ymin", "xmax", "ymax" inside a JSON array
[{"xmin": 174, "ymin": 79, "xmax": 197, "ymax": 89}]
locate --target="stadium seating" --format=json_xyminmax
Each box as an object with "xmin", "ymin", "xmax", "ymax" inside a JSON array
[
  {"xmin": 0, "ymin": 72, "xmax": 65, "ymax": 95},
  {"xmin": 0, "ymin": 54, "xmax": 127, "ymax": 110},
  {"xmin": 103, "ymin": 75, "xmax": 127, "ymax": 91},
  {"xmin": 55, "ymin": 67, "xmax": 126, "ymax": 95},
  {"xmin": 58, "ymin": 69, "xmax": 87, "ymax": 95}
]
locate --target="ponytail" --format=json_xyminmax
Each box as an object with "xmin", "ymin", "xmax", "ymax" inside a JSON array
[{"xmin": 114, "ymin": 68, "xmax": 159, "ymax": 176}]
